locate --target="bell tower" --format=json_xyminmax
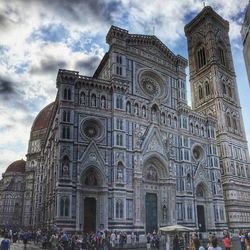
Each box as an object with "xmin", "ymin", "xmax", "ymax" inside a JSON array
[{"xmin": 185, "ymin": 6, "xmax": 250, "ymax": 229}]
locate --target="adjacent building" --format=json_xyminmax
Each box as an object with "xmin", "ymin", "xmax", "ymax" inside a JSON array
[
  {"xmin": 0, "ymin": 6, "xmax": 250, "ymax": 233},
  {"xmin": 241, "ymin": 1, "xmax": 250, "ymax": 87}
]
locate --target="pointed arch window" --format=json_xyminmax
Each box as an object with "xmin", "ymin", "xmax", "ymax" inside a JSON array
[
  {"xmin": 116, "ymin": 133, "xmax": 123, "ymax": 146},
  {"xmin": 232, "ymin": 117, "xmax": 237, "ymax": 130},
  {"xmin": 62, "ymin": 126, "xmax": 70, "ymax": 139},
  {"xmin": 190, "ymin": 123, "xmax": 194, "ymax": 133},
  {"xmin": 161, "ymin": 112, "xmax": 166, "ymax": 124},
  {"xmin": 91, "ymin": 94, "xmax": 96, "ymax": 107},
  {"xmin": 226, "ymin": 114, "xmax": 231, "ymax": 127},
  {"xmin": 126, "ymin": 101, "xmax": 131, "ymax": 113},
  {"xmin": 80, "ymin": 91, "xmax": 86, "ymax": 105},
  {"xmin": 219, "ymin": 47, "xmax": 226, "ymax": 66},
  {"xmin": 116, "ymin": 96, "xmax": 123, "ymax": 109},
  {"xmin": 63, "ymin": 110, "xmax": 70, "ymax": 122},
  {"xmin": 198, "ymin": 86, "xmax": 203, "ymax": 99},
  {"xmin": 142, "ymin": 106, "xmax": 146, "ymax": 117},
  {"xmin": 228, "ymin": 86, "xmax": 232, "ymax": 98},
  {"xmin": 116, "ymin": 199, "xmax": 124, "ymax": 218},
  {"xmin": 205, "ymin": 82, "xmax": 210, "ymax": 96},
  {"xmin": 63, "ymin": 88, "xmax": 71, "ymax": 100},
  {"xmin": 60, "ymin": 197, "xmax": 69, "ymax": 216},
  {"xmin": 197, "ymin": 46, "xmax": 206, "ymax": 69},
  {"xmin": 222, "ymin": 82, "xmax": 227, "ymax": 94}
]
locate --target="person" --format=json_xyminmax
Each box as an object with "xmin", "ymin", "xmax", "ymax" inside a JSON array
[
  {"xmin": 193, "ymin": 237, "xmax": 205, "ymax": 250},
  {"xmin": 223, "ymin": 234, "xmax": 231, "ymax": 250},
  {"xmin": 245, "ymin": 233, "xmax": 250, "ymax": 250},
  {"xmin": 22, "ymin": 231, "xmax": 29, "ymax": 249},
  {"xmin": 0, "ymin": 234, "xmax": 10, "ymax": 250},
  {"xmin": 131, "ymin": 232, "xmax": 135, "ymax": 246},
  {"xmin": 208, "ymin": 236, "xmax": 222, "ymax": 250},
  {"xmin": 173, "ymin": 234, "xmax": 180, "ymax": 250},
  {"xmin": 240, "ymin": 232, "xmax": 246, "ymax": 250}
]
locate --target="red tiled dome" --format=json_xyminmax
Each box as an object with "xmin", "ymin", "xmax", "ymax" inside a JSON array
[
  {"xmin": 5, "ymin": 159, "xmax": 26, "ymax": 173},
  {"xmin": 32, "ymin": 102, "xmax": 54, "ymax": 132}
]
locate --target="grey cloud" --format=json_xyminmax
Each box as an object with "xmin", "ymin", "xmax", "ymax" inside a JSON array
[
  {"xmin": 30, "ymin": 56, "xmax": 68, "ymax": 75},
  {"xmin": 40, "ymin": 0, "xmax": 122, "ymax": 25},
  {"xmin": 75, "ymin": 56, "xmax": 101, "ymax": 76},
  {"xmin": 0, "ymin": 77, "xmax": 17, "ymax": 99}
]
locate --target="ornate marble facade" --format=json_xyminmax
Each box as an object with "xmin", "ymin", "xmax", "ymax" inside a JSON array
[{"xmin": 0, "ymin": 6, "xmax": 249, "ymax": 233}]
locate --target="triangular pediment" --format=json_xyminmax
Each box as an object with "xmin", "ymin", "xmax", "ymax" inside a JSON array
[
  {"xmin": 141, "ymin": 126, "xmax": 165, "ymax": 155},
  {"xmin": 129, "ymin": 43, "xmax": 174, "ymax": 63},
  {"xmin": 194, "ymin": 162, "xmax": 210, "ymax": 188},
  {"xmin": 79, "ymin": 141, "xmax": 105, "ymax": 169}
]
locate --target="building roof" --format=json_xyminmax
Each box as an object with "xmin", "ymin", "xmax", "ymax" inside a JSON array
[
  {"xmin": 31, "ymin": 102, "xmax": 54, "ymax": 132},
  {"xmin": 184, "ymin": 6, "xmax": 229, "ymax": 35},
  {"xmin": 5, "ymin": 159, "xmax": 26, "ymax": 173}
]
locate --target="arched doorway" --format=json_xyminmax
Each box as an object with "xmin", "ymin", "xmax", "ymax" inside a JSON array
[
  {"xmin": 80, "ymin": 166, "xmax": 107, "ymax": 233},
  {"xmin": 196, "ymin": 183, "xmax": 207, "ymax": 232},
  {"xmin": 145, "ymin": 193, "xmax": 157, "ymax": 233},
  {"xmin": 84, "ymin": 197, "xmax": 96, "ymax": 232},
  {"xmin": 142, "ymin": 155, "xmax": 173, "ymax": 233}
]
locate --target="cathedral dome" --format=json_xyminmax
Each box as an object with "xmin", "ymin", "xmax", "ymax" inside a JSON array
[
  {"xmin": 31, "ymin": 102, "xmax": 54, "ymax": 132},
  {"xmin": 5, "ymin": 159, "xmax": 26, "ymax": 173}
]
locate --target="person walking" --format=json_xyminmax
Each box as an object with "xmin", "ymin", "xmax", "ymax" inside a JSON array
[
  {"xmin": 244, "ymin": 233, "xmax": 250, "ymax": 250},
  {"xmin": 207, "ymin": 236, "xmax": 222, "ymax": 250},
  {"xmin": 223, "ymin": 235, "xmax": 231, "ymax": 250},
  {"xmin": 0, "ymin": 234, "xmax": 10, "ymax": 250}
]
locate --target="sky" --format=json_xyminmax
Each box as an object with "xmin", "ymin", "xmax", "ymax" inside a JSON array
[{"xmin": 0, "ymin": 0, "xmax": 249, "ymax": 177}]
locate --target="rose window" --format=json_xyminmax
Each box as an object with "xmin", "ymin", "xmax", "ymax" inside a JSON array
[
  {"xmin": 141, "ymin": 77, "xmax": 159, "ymax": 96},
  {"xmin": 138, "ymin": 70, "xmax": 167, "ymax": 100},
  {"xmin": 192, "ymin": 145, "xmax": 204, "ymax": 161},
  {"xmin": 81, "ymin": 118, "xmax": 103, "ymax": 139}
]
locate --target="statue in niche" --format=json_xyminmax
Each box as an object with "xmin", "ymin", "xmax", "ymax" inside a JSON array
[
  {"xmin": 161, "ymin": 113, "xmax": 165, "ymax": 124},
  {"xmin": 162, "ymin": 204, "xmax": 167, "ymax": 220},
  {"xmin": 85, "ymin": 171, "xmax": 97, "ymax": 186},
  {"xmin": 62, "ymin": 160, "xmax": 69, "ymax": 176},
  {"xmin": 135, "ymin": 105, "xmax": 139, "ymax": 115},
  {"xmin": 186, "ymin": 173, "xmax": 191, "ymax": 190},
  {"xmin": 146, "ymin": 166, "xmax": 157, "ymax": 181},
  {"xmin": 101, "ymin": 97, "xmax": 106, "ymax": 108},
  {"xmin": 152, "ymin": 108, "xmax": 157, "ymax": 122},
  {"xmin": 142, "ymin": 107, "xmax": 146, "ymax": 117},
  {"xmin": 117, "ymin": 162, "xmax": 124, "ymax": 181}
]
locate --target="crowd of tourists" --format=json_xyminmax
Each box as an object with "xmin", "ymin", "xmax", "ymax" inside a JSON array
[
  {"xmin": 0, "ymin": 228, "xmax": 140, "ymax": 249},
  {"xmin": 1, "ymin": 227, "xmax": 250, "ymax": 250}
]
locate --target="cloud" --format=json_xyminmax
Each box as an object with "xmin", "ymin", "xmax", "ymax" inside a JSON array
[
  {"xmin": 75, "ymin": 55, "xmax": 101, "ymax": 76},
  {"xmin": 0, "ymin": 0, "xmax": 249, "ymax": 177},
  {"xmin": 0, "ymin": 76, "xmax": 16, "ymax": 97},
  {"xmin": 30, "ymin": 56, "xmax": 68, "ymax": 75}
]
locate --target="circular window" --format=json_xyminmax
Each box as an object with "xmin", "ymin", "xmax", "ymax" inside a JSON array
[
  {"xmin": 192, "ymin": 145, "xmax": 204, "ymax": 161},
  {"xmin": 81, "ymin": 118, "xmax": 103, "ymax": 139},
  {"xmin": 138, "ymin": 70, "xmax": 167, "ymax": 99},
  {"xmin": 141, "ymin": 77, "xmax": 159, "ymax": 96}
]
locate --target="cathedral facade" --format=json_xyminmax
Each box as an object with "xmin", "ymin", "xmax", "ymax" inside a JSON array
[{"xmin": 0, "ymin": 6, "xmax": 250, "ymax": 233}]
